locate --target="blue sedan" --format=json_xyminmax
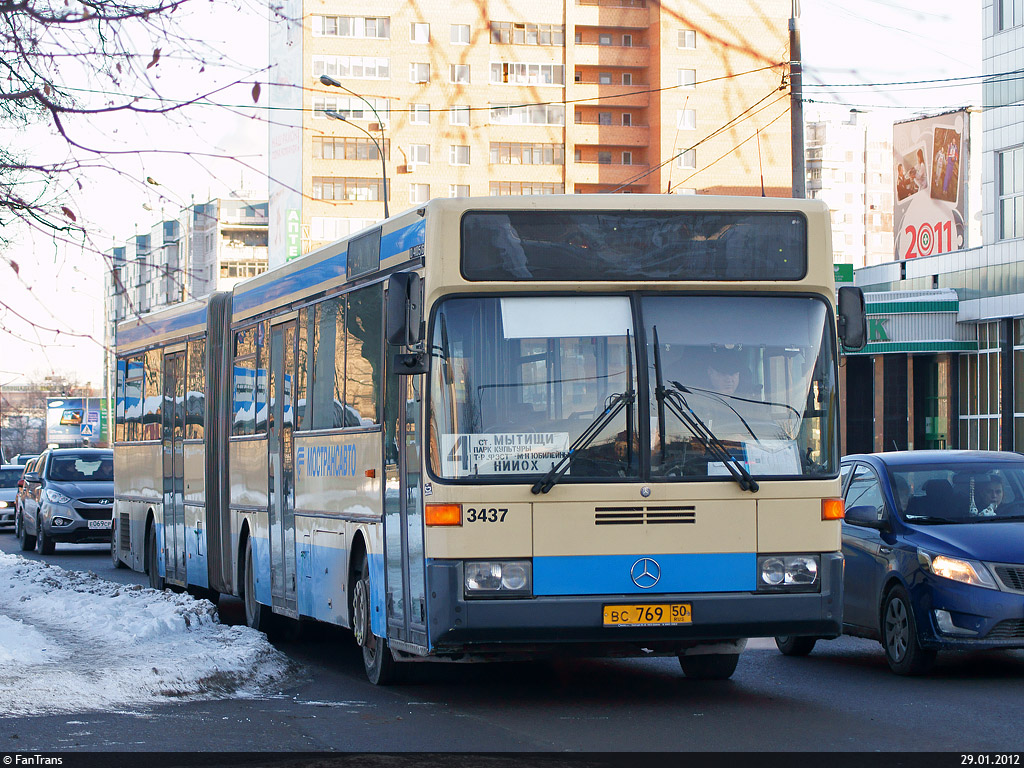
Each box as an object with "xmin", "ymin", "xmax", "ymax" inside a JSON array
[{"xmin": 776, "ymin": 450, "xmax": 1024, "ymax": 675}]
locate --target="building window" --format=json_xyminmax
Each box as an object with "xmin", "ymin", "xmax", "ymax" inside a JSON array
[
  {"xmin": 313, "ymin": 136, "xmax": 390, "ymax": 160},
  {"xmin": 409, "ymin": 62, "xmax": 430, "ymax": 83},
  {"xmin": 676, "ymin": 108, "xmax": 696, "ymax": 130},
  {"xmin": 574, "ymin": 31, "xmax": 582, "ymax": 43},
  {"xmin": 410, "ymin": 22, "xmax": 429, "ymax": 43},
  {"xmin": 489, "ymin": 142, "xmax": 564, "ymax": 165},
  {"xmin": 489, "ymin": 182, "xmax": 564, "ymax": 195},
  {"xmin": 598, "ymin": 33, "xmax": 612, "ymax": 46},
  {"xmin": 312, "ymin": 55, "xmax": 390, "ymax": 80},
  {"xmin": 410, "ymin": 103, "xmax": 430, "ymax": 124},
  {"xmin": 622, "ymin": 34, "xmax": 632, "ymax": 47},
  {"xmin": 449, "ymin": 184, "xmax": 470, "ymax": 198},
  {"xmin": 961, "ymin": 322, "xmax": 1003, "ymax": 449},
  {"xmin": 409, "ymin": 144, "xmax": 430, "ymax": 165},
  {"xmin": 678, "ymin": 29, "xmax": 696, "ymax": 48},
  {"xmin": 489, "ymin": 103, "xmax": 565, "ymax": 126},
  {"xmin": 450, "ymin": 64, "xmax": 470, "ymax": 83},
  {"xmin": 998, "ymin": 146, "xmax": 1024, "ymax": 240},
  {"xmin": 676, "ymin": 149, "xmax": 696, "ymax": 169},
  {"xmin": 678, "ymin": 69, "xmax": 696, "ymax": 88},
  {"xmin": 622, "ymin": 113, "xmax": 632, "ymax": 126},
  {"xmin": 312, "ymin": 177, "xmax": 385, "ymax": 201},
  {"xmin": 490, "ymin": 62, "xmax": 564, "ymax": 86},
  {"xmin": 450, "ymin": 105, "xmax": 470, "ymax": 125},
  {"xmin": 622, "ymin": 151, "xmax": 632, "ymax": 165},
  {"xmin": 491, "ymin": 21, "xmax": 564, "ymax": 45},
  {"xmin": 622, "ymin": 72, "xmax": 632, "ymax": 85},
  {"xmin": 598, "ymin": 112, "xmax": 612, "ymax": 125},
  {"xmin": 598, "ymin": 72, "xmax": 612, "ymax": 85},
  {"xmin": 597, "ymin": 151, "xmax": 612, "ymax": 165},
  {"xmin": 312, "ymin": 16, "xmax": 390, "ymax": 39},
  {"xmin": 312, "ymin": 95, "xmax": 390, "ymax": 124},
  {"xmin": 450, "ymin": 145, "xmax": 471, "ymax": 165},
  {"xmin": 410, "ymin": 184, "xmax": 430, "ymax": 204},
  {"xmin": 311, "ymin": 216, "xmax": 379, "ymax": 241},
  {"xmin": 999, "ymin": 0, "xmax": 1023, "ymax": 30},
  {"xmin": 451, "ymin": 24, "xmax": 470, "ymax": 44}
]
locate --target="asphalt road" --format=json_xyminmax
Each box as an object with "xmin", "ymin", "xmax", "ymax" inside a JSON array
[{"xmin": 2, "ymin": 533, "xmax": 1023, "ymax": 753}]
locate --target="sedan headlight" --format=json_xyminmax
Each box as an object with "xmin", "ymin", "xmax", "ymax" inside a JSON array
[
  {"xmin": 917, "ymin": 549, "xmax": 997, "ymax": 590},
  {"xmin": 0, "ymin": 501, "xmax": 8, "ymax": 508},
  {"xmin": 757, "ymin": 554, "xmax": 820, "ymax": 591},
  {"xmin": 464, "ymin": 560, "xmax": 532, "ymax": 597},
  {"xmin": 43, "ymin": 489, "xmax": 73, "ymax": 505}
]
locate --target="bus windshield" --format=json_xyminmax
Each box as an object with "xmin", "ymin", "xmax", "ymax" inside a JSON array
[
  {"xmin": 645, "ymin": 295, "xmax": 836, "ymax": 479},
  {"xmin": 429, "ymin": 293, "xmax": 837, "ymax": 482}
]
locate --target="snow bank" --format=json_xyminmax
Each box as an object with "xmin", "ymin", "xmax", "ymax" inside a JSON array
[{"xmin": 0, "ymin": 552, "xmax": 296, "ymax": 716}]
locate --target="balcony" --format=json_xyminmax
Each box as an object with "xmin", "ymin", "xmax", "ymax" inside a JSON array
[
  {"xmin": 572, "ymin": 122, "xmax": 650, "ymax": 147},
  {"xmin": 487, "ymin": 163, "xmax": 566, "ymax": 183},
  {"xmin": 571, "ymin": 82, "xmax": 649, "ymax": 108},
  {"xmin": 574, "ymin": 0, "xmax": 650, "ymax": 30},
  {"xmin": 573, "ymin": 161, "xmax": 649, "ymax": 187},
  {"xmin": 574, "ymin": 43, "xmax": 649, "ymax": 68}
]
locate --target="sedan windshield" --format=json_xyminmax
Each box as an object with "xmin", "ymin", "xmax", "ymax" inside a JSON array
[
  {"xmin": 889, "ymin": 462, "xmax": 1024, "ymax": 523},
  {"xmin": 0, "ymin": 469, "xmax": 22, "ymax": 487}
]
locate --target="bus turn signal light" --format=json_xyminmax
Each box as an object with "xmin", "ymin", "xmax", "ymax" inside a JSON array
[
  {"xmin": 426, "ymin": 503, "xmax": 462, "ymax": 526},
  {"xmin": 821, "ymin": 498, "xmax": 845, "ymax": 520}
]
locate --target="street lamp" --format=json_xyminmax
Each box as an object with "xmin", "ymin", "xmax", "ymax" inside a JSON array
[
  {"xmin": 319, "ymin": 75, "xmax": 390, "ymax": 219},
  {"xmin": 323, "ymin": 110, "xmax": 390, "ymax": 219}
]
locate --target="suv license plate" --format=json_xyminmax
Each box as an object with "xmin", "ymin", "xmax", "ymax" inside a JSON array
[
  {"xmin": 603, "ymin": 603, "xmax": 692, "ymax": 626},
  {"xmin": 88, "ymin": 519, "xmax": 112, "ymax": 530}
]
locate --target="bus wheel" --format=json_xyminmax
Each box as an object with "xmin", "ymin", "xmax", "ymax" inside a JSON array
[
  {"xmin": 774, "ymin": 635, "xmax": 817, "ymax": 656},
  {"xmin": 243, "ymin": 537, "xmax": 273, "ymax": 633},
  {"xmin": 146, "ymin": 524, "xmax": 164, "ymax": 590},
  {"xmin": 111, "ymin": 521, "xmax": 126, "ymax": 569},
  {"xmin": 354, "ymin": 558, "xmax": 399, "ymax": 685},
  {"xmin": 678, "ymin": 652, "xmax": 740, "ymax": 680}
]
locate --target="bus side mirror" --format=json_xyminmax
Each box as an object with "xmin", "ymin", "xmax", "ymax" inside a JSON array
[
  {"xmin": 386, "ymin": 272, "xmax": 423, "ymax": 346},
  {"xmin": 837, "ymin": 286, "xmax": 867, "ymax": 351}
]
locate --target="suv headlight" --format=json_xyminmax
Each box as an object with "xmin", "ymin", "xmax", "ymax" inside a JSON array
[
  {"xmin": 43, "ymin": 489, "xmax": 73, "ymax": 505},
  {"xmin": 464, "ymin": 560, "xmax": 532, "ymax": 597},
  {"xmin": 757, "ymin": 554, "xmax": 820, "ymax": 591},
  {"xmin": 917, "ymin": 549, "xmax": 997, "ymax": 590}
]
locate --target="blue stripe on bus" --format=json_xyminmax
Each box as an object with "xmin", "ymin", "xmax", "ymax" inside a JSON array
[
  {"xmin": 231, "ymin": 218, "xmax": 426, "ymax": 316},
  {"xmin": 369, "ymin": 550, "xmax": 386, "ymax": 638},
  {"xmin": 118, "ymin": 305, "xmax": 209, "ymax": 346},
  {"xmin": 532, "ymin": 553, "xmax": 756, "ymax": 596},
  {"xmin": 250, "ymin": 535, "xmax": 274, "ymax": 606}
]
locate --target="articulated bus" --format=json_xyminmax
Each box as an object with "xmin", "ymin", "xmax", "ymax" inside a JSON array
[{"xmin": 113, "ymin": 195, "xmax": 866, "ymax": 683}]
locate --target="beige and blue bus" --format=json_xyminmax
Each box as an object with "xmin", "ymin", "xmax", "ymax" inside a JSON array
[{"xmin": 113, "ymin": 195, "xmax": 866, "ymax": 683}]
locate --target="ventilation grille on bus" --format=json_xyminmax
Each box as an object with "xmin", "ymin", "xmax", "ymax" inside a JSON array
[
  {"xmin": 119, "ymin": 512, "xmax": 131, "ymax": 551},
  {"xmin": 594, "ymin": 506, "xmax": 696, "ymax": 526}
]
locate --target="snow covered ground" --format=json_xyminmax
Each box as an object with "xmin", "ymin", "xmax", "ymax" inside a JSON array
[{"xmin": 0, "ymin": 552, "xmax": 296, "ymax": 716}]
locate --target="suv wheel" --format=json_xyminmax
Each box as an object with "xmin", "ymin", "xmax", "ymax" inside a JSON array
[
  {"xmin": 35, "ymin": 515, "xmax": 55, "ymax": 555},
  {"xmin": 18, "ymin": 511, "xmax": 35, "ymax": 551}
]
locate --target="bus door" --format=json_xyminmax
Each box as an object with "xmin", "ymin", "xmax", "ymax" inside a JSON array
[
  {"xmin": 268, "ymin": 320, "xmax": 298, "ymax": 617},
  {"xmin": 383, "ymin": 346, "xmax": 428, "ymax": 650},
  {"xmin": 162, "ymin": 350, "xmax": 186, "ymax": 585}
]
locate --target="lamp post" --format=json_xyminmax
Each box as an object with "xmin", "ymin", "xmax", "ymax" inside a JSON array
[{"xmin": 319, "ymin": 75, "xmax": 390, "ymax": 219}]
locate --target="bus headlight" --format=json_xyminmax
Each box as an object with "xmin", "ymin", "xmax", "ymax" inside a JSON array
[
  {"xmin": 464, "ymin": 560, "xmax": 532, "ymax": 597},
  {"xmin": 757, "ymin": 554, "xmax": 819, "ymax": 591}
]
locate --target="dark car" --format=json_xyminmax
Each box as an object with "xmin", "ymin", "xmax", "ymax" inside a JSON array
[
  {"xmin": 10, "ymin": 453, "xmax": 40, "ymax": 465},
  {"xmin": 0, "ymin": 464, "xmax": 22, "ymax": 530},
  {"xmin": 775, "ymin": 450, "xmax": 1024, "ymax": 675},
  {"xmin": 17, "ymin": 448, "xmax": 114, "ymax": 555}
]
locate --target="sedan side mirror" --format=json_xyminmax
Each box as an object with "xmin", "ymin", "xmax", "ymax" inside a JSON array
[{"xmin": 845, "ymin": 504, "xmax": 889, "ymax": 530}]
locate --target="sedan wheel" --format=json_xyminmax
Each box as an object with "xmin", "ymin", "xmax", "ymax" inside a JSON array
[{"xmin": 881, "ymin": 586, "xmax": 936, "ymax": 676}]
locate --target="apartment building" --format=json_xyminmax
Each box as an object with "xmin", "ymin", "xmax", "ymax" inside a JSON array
[
  {"xmin": 806, "ymin": 108, "xmax": 894, "ymax": 270},
  {"xmin": 268, "ymin": 0, "xmax": 794, "ymax": 263}
]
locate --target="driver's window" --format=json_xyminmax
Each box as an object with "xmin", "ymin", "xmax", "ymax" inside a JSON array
[
  {"xmin": 845, "ymin": 465, "xmax": 886, "ymax": 522},
  {"xmin": 840, "ymin": 463, "xmax": 854, "ymax": 493}
]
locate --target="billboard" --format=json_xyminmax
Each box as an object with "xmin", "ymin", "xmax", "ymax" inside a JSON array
[
  {"xmin": 46, "ymin": 398, "xmax": 108, "ymax": 446},
  {"xmin": 893, "ymin": 109, "xmax": 979, "ymax": 260}
]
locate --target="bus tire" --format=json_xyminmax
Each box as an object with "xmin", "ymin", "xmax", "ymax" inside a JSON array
[
  {"xmin": 678, "ymin": 652, "xmax": 740, "ymax": 680},
  {"xmin": 774, "ymin": 635, "xmax": 817, "ymax": 656},
  {"xmin": 146, "ymin": 523, "xmax": 165, "ymax": 591},
  {"xmin": 18, "ymin": 511, "xmax": 35, "ymax": 551},
  {"xmin": 111, "ymin": 520, "xmax": 126, "ymax": 569},
  {"xmin": 354, "ymin": 557, "xmax": 400, "ymax": 685},
  {"xmin": 243, "ymin": 536, "xmax": 273, "ymax": 633}
]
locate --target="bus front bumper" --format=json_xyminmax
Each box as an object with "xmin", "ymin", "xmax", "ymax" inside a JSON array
[{"xmin": 425, "ymin": 553, "xmax": 843, "ymax": 657}]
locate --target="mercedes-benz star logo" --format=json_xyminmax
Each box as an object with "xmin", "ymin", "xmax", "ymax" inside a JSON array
[{"xmin": 630, "ymin": 557, "xmax": 661, "ymax": 589}]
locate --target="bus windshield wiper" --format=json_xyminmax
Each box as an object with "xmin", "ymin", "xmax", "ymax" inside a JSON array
[
  {"xmin": 669, "ymin": 380, "xmax": 760, "ymax": 443},
  {"xmin": 532, "ymin": 331, "xmax": 635, "ymax": 495},
  {"xmin": 651, "ymin": 327, "xmax": 758, "ymax": 493}
]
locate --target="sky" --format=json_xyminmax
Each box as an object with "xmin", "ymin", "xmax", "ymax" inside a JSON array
[{"xmin": 0, "ymin": 0, "xmax": 983, "ymax": 388}]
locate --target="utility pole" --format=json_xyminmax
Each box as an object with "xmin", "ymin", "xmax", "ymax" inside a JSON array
[{"xmin": 790, "ymin": 0, "xmax": 806, "ymax": 198}]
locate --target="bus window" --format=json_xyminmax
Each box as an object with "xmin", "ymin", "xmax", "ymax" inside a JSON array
[
  {"xmin": 186, "ymin": 338, "xmax": 206, "ymax": 439},
  {"xmin": 311, "ymin": 298, "xmax": 344, "ymax": 429},
  {"xmin": 254, "ymin": 320, "xmax": 269, "ymax": 433},
  {"xmin": 125, "ymin": 356, "xmax": 144, "ymax": 441},
  {"xmin": 345, "ymin": 284, "xmax": 383, "ymax": 425},
  {"xmin": 115, "ymin": 358, "xmax": 127, "ymax": 443},
  {"xmin": 233, "ymin": 325, "xmax": 257, "ymax": 436},
  {"xmin": 143, "ymin": 349, "xmax": 163, "ymax": 440},
  {"xmin": 295, "ymin": 307, "xmax": 311, "ymax": 430}
]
